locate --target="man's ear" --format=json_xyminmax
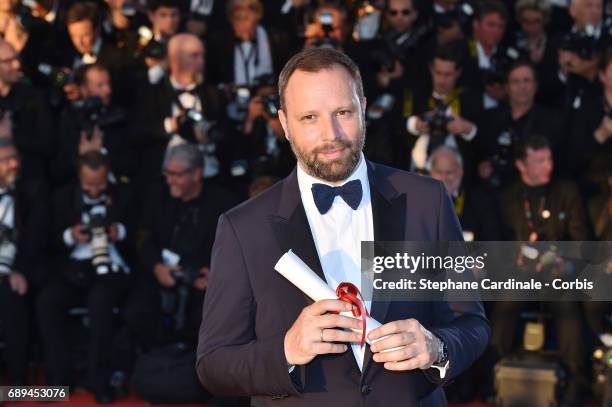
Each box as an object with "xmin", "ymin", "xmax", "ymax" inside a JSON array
[
  {"xmin": 278, "ymin": 108, "xmax": 289, "ymax": 140},
  {"xmin": 515, "ymin": 159, "xmax": 526, "ymax": 173}
]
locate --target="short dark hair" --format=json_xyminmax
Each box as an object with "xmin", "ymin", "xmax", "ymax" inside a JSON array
[
  {"xmin": 67, "ymin": 2, "xmax": 101, "ymax": 30},
  {"xmin": 74, "ymin": 63, "xmax": 109, "ymax": 86},
  {"xmin": 77, "ymin": 151, "xmax": 111, "ymax": 172},
  {"xmin": 278, "ymin": 47, "xmax": 364, "ymax": 111},
  {"xmin": 505, "ymin": 60, "xmax": 538, "ymax": 83},
  {"xmin": 514, "ymin": 135, "xmax": 551, "ymax": 161},
  {"xmin": 432, "ymin": 41, "xmax": 464, "ymax": 69},
  {"xmin": 475, "ymin": 0, "xmax": 509, "ymax": 22},
  {"xmin": 148, "ymin": 0, "xmax": 180, "ymax": 13}
]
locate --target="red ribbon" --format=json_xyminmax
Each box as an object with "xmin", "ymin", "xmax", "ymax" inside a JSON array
[{"xmin": 335, "ymin": 282, "xmax": 369, "ymax": 348}]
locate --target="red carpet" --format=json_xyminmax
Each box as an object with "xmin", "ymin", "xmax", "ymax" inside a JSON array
[{"xmin": 2, "ymin": 392, "xmax": 600, "ymax": 407}]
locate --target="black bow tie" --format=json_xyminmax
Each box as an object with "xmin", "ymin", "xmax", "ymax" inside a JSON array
[{"xmin": 311, "ymin": 179, "xmax": 362, "ymax": 214}]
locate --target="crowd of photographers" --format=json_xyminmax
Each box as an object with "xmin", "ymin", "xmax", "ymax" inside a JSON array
[{"xmin": 0, "ymin": 0, "xmax": 610, "ymax": 405}]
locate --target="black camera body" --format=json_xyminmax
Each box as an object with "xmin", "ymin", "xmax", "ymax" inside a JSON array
[
  {"xmin": 372, "ymin": 23, "xmax": 432, "ymax": 72},
  {"xmin": 170, "ymin": 267, "xmax": 200, "ymax": 286},
  {"xmin": 481, "ymin": 47, "xmax": 521, "ymax": 86},
  {"xmin": 560, "ymin": 30, "xmax": 598, "ymax": 60},
  {"xmin": 422, "ymin": 101, "xmax": 452, "ymax": 143},
  {"xmin": 74, "ymin": 97, "xmax": 126, "ymax": 140},
  {"xmin": 38, "ymin": 63, "xmax": 74, "ymax": 88},
  {"xmin": 142, "ymin": 39, "xmax": 167, "ymax": 60}
]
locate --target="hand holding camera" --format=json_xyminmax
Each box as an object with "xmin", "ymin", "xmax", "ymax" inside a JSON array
[
  {"xmin": 595, "ymin": 116, "xmax": 612, "ymax": 144},
  {"xmin": 446, "ymin": 114, "xmax": 474, "ymax": 135},
  {"xmin": 192, "ymin": 267, "xmax": 209, "ymax": 291},
  {"xmin": 154, "ymin": 262, "xmax": 178, "ymax": 288},
  {"xmin": 79, "ymin": 126, "xmax": 103, "ymax": 154},
  {"xmin": 71, "ymin": 223, "xmax": 90, "ymax": 244}
]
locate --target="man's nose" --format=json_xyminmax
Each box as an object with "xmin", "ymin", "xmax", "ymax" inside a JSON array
[{"xmin": 321, "ymin": 116, "xmax": 341, "ymax": 142}]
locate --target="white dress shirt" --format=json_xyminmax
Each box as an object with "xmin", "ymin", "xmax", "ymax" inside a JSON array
[
  {"xmin": 234, "ymin": 26, "xmax": 274, "ymax": 86},
  {"xmin": 297, "ymin": 153, "xmax": 373, "ymax": 370}
]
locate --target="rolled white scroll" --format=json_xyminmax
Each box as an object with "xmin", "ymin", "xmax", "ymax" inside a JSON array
[{"xmin": 274, "ymin": 249, "xmax": 384, "ymax": 346}]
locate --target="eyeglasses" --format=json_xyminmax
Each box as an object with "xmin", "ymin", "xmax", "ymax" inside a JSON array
[
  {"xmin": 388, "ymin": 9, "xmax": 412, "ymax": 17},
  {"xmin": 163, "ymin": 168, "xmax": 193, "ymax": 178}
]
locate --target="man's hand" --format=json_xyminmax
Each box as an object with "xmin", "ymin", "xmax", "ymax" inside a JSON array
[
  {"xmin": 478, "ymin": 160, "xmax": 494, "ymax": 180},
  {"xmin": 284, "ymin": 299, "xmax": 363, "ymax": 366},
  {"xmin": 154, "ymin": 263, "xmax": 177, "ymax": 288},
  {"xmin": 193, "ymin": 267, "xmax": 209, "ymax": 291},
  {"xmin": 79, "ymin": 126, "xmax": 103, "ymax": 154},
  {"xmin": 9, "ymin": 271, "xmax": 27, "ymax": 295},
  {"xmin": 446, "ymin": 115, "xmax": 474, "ymax": 135},
  {"xmin": 63, "ymin": 83, "xmax": 80, "ymax": 100},
  {"xmin": 414, "ymin": 117, "xmax": 430, "ymax": 135},
  {"xmin": 376, "ymin": 61, "xmax": 404, "ymax": 88},
  {"xmin": 595, "ymin": 116, "xmax": 612, "ymax": 144},
  {"xmin": 368, "ymin": 318, "xmax": 440, "ymax": 371},
  {"xmin": 108, "ymin": 223, "xmax": 120, "ymax": 242},
  {"xmin": 71, "ymin": 224, "xmax": 90, "ymax": 244}
]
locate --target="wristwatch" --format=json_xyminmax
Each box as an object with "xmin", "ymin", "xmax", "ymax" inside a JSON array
[{"xmin": 436, "ymin": 337, "xmax": 449, "ymax": 364}]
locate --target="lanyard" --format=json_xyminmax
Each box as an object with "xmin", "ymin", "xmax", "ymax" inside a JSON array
[
  {"xmin": 522, "ymin": 188, "xmax": 548, "ymax": 240},
  {"xmin": 237, "ymin": 38, "xmax": 258, "ymax": 85}
]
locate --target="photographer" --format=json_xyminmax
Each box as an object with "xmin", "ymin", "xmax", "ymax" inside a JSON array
[
  {"xmin": 206, "ymin": 0, "xmax": 290, "ymax": 88},
  {"xmin": 491, "ymin": 135, "xmax": 590, "ymax": 407},
  {"xmin": 461, "ymin": 0, "xmax": 522, "ymax": 110},
  {"xmin": 51, "ymin": 2, "xmax": 131, "ymax": 102},
  {"xmin": 369, "ymin": 0, "xmax": 431, "ymax": 93},
  {"xmin": 0, "ymin": 138, "xmax": 48, "ymax": 385},
  {"xmin": 0, "ymin": 39, "xmax": 54, "ymax": 183},
  {"xmin": 404, "ymin": 43, "xmax": 480, "ymax": 177},
  {"xmin": 239, "ymin": 78, "xmax": 293, "ymax": 178},
  {"xmin": 134, "ymin": 33, "xmax": 228, "ymax": 183},
  {"xmin": 563, "ymin": 46, "xmax": 612, "ymax": 191},
  {"xmin": 52, "ymin": 63, "xmax": 134, "ymax": 186},
  {"xmin": 125, "ymin": 144, "xmax": 238, "ymax": 403},
  {"xmin": 477, "ymin": 61, "xmax": 562, "ymax": 189},
  {"xmin": 37, "ymin": 151, "xmax": 132, "ymax": 403}
]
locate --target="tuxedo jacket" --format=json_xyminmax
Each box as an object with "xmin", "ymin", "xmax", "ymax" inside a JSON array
[{"xmin": 197, "ymin": 161, "xmax": 490, "ymax": 406}]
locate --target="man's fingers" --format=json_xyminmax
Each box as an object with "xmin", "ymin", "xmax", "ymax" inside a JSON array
[
  {"xmin": 373, "ymin": 342, "xmax": 420, "ymax": 364},
  {"xmin": 383, "ymin": 356, "xmax": 427, "ymax": 371},
  {"xmin": 318, "ymin": 313, "xmax": 363, "ymax": 330},
  {"xmin": 318, "ymin": 328, "xmax": 363, "ymax": 344},
  {"xmin": 370, "ymin": 331, "xmax": 416, "ymax": 353},
  {"xmin": 308, "ymin": 299, "xmax": 352, "ymax": 315},
  {"xmin": 313, "ymin": 342, "xmax": 349, "ymax": 355},
  {"xmin": 369, "ymin": 319, "xmax": 418, "ymax": 341}
]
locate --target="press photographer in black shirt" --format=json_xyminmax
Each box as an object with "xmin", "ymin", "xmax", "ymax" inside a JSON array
[
  {"xmin": 52, "ymin": 63, "xmax": 134, "ymax": 186},
  {"xmin": 492, "ymin": 135, "xmax": 590, "ymax": 407},
  {"xmin": 0, "ymin": 138, "xmax": 48, "ymax": 385},
  {"xmin": 0, "ymin": 39, "xmax": 54, "ymax": 183},
  {"xmin": 126, "ymin": 143, "xmax": 237, "ymax": 350},
  {"xmin": 478, "ymin": 61, "xmax": 562, "ymax": 189},
  {"xmin": 37, "ymin": 151, "xmax": 133, "ymax": 403}
]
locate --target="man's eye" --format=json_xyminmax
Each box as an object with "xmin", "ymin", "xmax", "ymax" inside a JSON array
[
  {"xmin": 301, "ymin": 115, "xmax": 315, "ymax": 121},
  {"xmin": 337, "ymin": 110, "xmax": 352, "ymax": 117}
]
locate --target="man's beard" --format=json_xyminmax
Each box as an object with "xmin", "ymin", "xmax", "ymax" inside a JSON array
[{"xmin": 288, "ymin": 130, "xmax": 365, "ymax": 183}]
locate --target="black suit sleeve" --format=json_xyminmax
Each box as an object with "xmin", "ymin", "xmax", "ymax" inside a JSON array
[
  {"xmin": 425, "ymin": 182, "xmax": 491, "ymax": 384},
  {"xmin": 196, "ymin": 214, "xmax": 301, "ymax": 397}
]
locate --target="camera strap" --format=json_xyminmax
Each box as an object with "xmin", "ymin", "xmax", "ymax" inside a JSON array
[
  {"xmin": 236, "ymin": 38, "xmax": 259, "ymax": 86},
  {"xmin": 522, "ymin": 185, "xmax": 550, "ymax": 241},
  {"xmin": 0, "ymin": 192, "xmax": 14, "ymax": 228}
]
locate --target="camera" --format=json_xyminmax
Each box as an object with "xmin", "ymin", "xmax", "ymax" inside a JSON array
[
  {"xmin": 74, "ymin": 97, "xmax": 126, "ymax": 140},
  {"xmin": 314, "ymin": 11, "xmax": 341, "ymax": 49},
  {"xmin": 560, "ymin": 26, "xmax": 598, "ymax": 60},
  {"xmin": 143, "ymin": 39, "xmax": 167, "ymax": 60},
  {"xmin": 371, "ymin": 23, "xmax": 432, "ymax": 71},
  {"xmin": 170, "ymin": 267, "xmax": 200, "ymax": 286},
  {"xmin": 435, "ymin": 2, "xmax": 474, "ymax": 30},
  {"xmin": 260, "ymin": 94, "xmax": 280, "ymax": 117},
  {"xmin": 83, "ymin": 205, "xmax": 112, "ymax": 275},
  {"xmin": 0, "ymin": 223, "xmax": 17, "ymax": 275},
  {"xmin": 421, "ymin": 99, "xmax": 452, "ymax": 145},
  {"xmin": 481, "ymin": 47, "xmax": 521, "ymax": 86},
  {"xmin": 38, "ymin": 63, "xmax": 74, "ymax": 88}
]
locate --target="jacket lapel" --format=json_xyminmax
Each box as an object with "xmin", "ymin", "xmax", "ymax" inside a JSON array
[
  {"xmin": 269, "ymin": 169, "xmax": 326, "ymax": 286},
  {"xmin": 362, "ymin": 161, "xmax": 407, "ymax": 375}
]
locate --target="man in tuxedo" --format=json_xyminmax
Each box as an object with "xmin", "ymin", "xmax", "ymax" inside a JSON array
[
  {"xmin": 197, "ymin": 48, "xmax": 490, "ymax": 406},
  {"xmin": 37, "ymin": 151, "xmax": 132, "ymax": 403},
  {"xmin": 133, "ymin": 33, "xmax": 227, "ymax": 183},
  {"xmin": 0, "ymin": 138, "xmax": 49, "ymax": 385}
]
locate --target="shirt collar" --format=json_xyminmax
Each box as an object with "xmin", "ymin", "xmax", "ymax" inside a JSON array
[{"xmin": 169, "ymin": 76, "xmax": 197, "ymax": 92}]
